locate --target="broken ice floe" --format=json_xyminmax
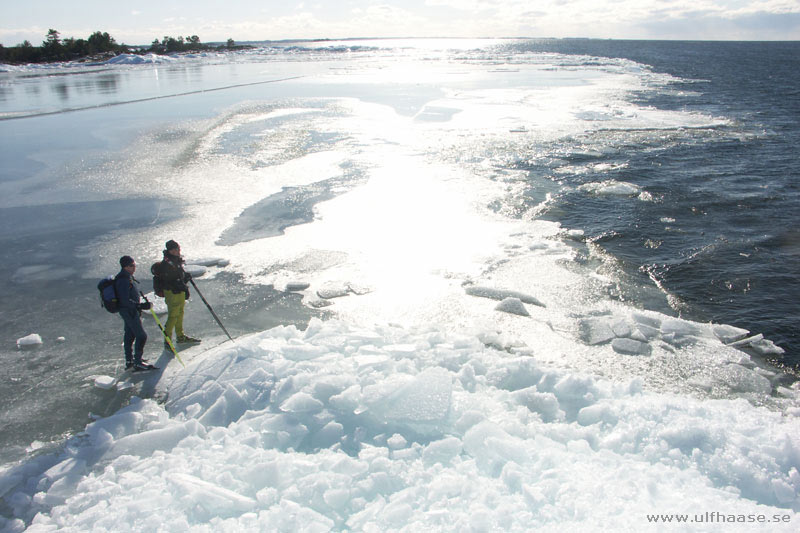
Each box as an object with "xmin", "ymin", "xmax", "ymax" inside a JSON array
[
  {"xmin": 495, "ymin": 297, "xmax": 530, "ymax": 317},
  {"xmin": 285, "ymin": 281, "xmax": 311, "ymax": 292},
  {"xmin": 183, "ymin": 264, "xmax": 208, "ymax": 278},
  {"xmin": 317, "ymin": 283, "xmax": 351, "ymax": 300},
  {"xmin": 311, "ymin": 281, "xmax": 374, "ymax": 304},
  {"xmin": 189, "ymin": 257, "xmax": 231, "ymax": 268},
  {"xmin": 465, "ymin": 285, "xmax": 545, "ymax": 308},
  {"xmin": 16, "ymin": 333, "xmax": 43, "ymax": 349},
  {"xmin": 93, "ymin": 376, "xmax": 117, "ymax": 390},
  {"xmin": 579, "ymin": 311, "xmax": 785, "ymax": 358},
  {"xmin": 578, "ymin": 180, "xmax": 641, "ymax": 197}
]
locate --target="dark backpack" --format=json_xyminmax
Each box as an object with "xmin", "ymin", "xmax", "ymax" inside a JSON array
[
  {"xmin": 151, "ymin": 262, "xmax": 165, "ymax": 297},
  {"xmin": 97, "ymin": 275, "xmax": 119, "ymax": 313}
]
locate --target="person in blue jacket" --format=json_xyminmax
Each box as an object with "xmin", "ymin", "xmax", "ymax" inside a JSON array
[{"xmin": 115, "ymin": 256, "xmax": 155, "ymax": 371}]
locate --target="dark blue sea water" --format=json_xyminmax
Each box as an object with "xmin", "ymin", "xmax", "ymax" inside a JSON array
[{"xmin": 505, "ymin": 40, "xmax": 800, "ymax": 371}]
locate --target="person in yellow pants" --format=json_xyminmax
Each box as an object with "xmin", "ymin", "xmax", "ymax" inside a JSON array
[{"xmin": 151, "ymin": 239, "xmax": 201, "ymax": 349}]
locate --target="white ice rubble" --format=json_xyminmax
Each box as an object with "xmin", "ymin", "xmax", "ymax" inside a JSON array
[
  {"xmin": 2, "ymin": 318, "xmax": 799, "ymax": 531},
  {"xmin": 579, "ymin": 310, "xmax": 785, "ymax": 357}
]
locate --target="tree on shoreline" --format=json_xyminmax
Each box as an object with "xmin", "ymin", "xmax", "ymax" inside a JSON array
[
  {"xmin": 1, "ymin": 30, "xmax": 249, "ymax": 65},
  {"xmin": 0, "ymin": 29, "xmax": 129, "ymax": 64}
]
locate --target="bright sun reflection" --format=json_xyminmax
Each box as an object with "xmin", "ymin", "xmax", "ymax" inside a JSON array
[{"xmin": 308, "ymin": 151, "xmax": 505, "ymax": 316}]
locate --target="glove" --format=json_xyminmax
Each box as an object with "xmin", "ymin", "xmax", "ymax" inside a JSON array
[
  {"xmin": 183, "ymin": 271, "xmax": 192, "ymax": 281},
  {"xmin": 138, "ymin": 302, "xmax": 152, "ymax": 311}
]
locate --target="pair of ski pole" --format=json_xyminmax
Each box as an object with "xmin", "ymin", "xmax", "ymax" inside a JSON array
[{"xmin": 140, "ymin": 277, "xmax": 234, "ymax": 368}]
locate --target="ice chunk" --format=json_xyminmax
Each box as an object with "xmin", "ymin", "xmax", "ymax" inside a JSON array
[
  {"xmin": 712, "ymin": 324, "xmax": 750, "ymax": 344},
  {"xmin": 749, "ymin": 337, "xmax": 785, "ymax": 356},
  {"xmin": 108, "ymin": 419, "xmax": 205, "ymax": 459},
  {"xmin": 347, "ymin": 282, "xmax": 373, "ymax": 295},
  {"xmin": 612, "ymin": 338, "xmax": 651, "ymax": 356},
  {"xmin": 183, "ymin": 264, "xmax": 208, "ymax": 277},
  {"xmin": 317, "ymin": 283, "xmax": 350, "ymax": 299},
  {"xmin": 93, "ymin": 376, "xmax": 117, "ymax": 390},
  {"xmin": 285, "ymin": 281, "xmax": 311, "ymax": 291},
  {"xmin": 725, "ymin": 333, "xmax": 784, "ymax": 355},
  {"xmin": 387, "ymin": 434, "xmax": 408, "ymax": 450},
  {"xmin": 16, "ymin": 333, "xmax": 42, "ymax": 348},
  {"xmin": 422, "ymin": 437, "xmax": 462, "ymax": 465},
  {"xmin": 660, "ymin": 318, "xmax": 708, "ymax": 346},
  {"xmin": 280, "ymin": 392, "xmax": 325, "ymax": 414},
  {"xmin": 495, "ymin": 297, "xmax": 530, "ymax": 317},
  {"xmin": 661, "ymin": 318, "xmax": 704, "ymax": 338},
  {"xmin": 168, "ymin": 473, "xmax": 256, "ymax": 513},
  {"xmin": 579, "ymin": 180, "xmax": 641, "ymax": 196},
  {"xmin": 369, "ymin": 367, "xmax": 452, "ymax": 425},
  {"xmin": 633, "ymin": 323, "xmax": 659, "ymax": 340},
  {"xmin": 511, "ymin": 388, "xmax": 563, "ymax": 422},
  {"xmin": 728, "ymin": 333, "xmax": 763, "ymax": 347},
  {"xmin": 565, "ymin": 228, "xmax": 585, "ymax": 240},
  {"xmin": 632, "ymin": 311, "xmax": 662, "ymax": 329},
  {"xmin": 198, "ymin": 386, "xmax": 249, "ymax": 427},
  {"xmin": 716, "ymin": 364, "xmax": 772, "ymax": 395},
  {"xmin": 577, "ymin": 403, "xmax": 618, "ymax": 426},
  {"xmin": 312, "ymin": 421, "xmax": 344, "ymax": 448},
  {"xmin": 189, "ymin": 257, "xmax": 230, "ymax": 267},
  {"xmin": 463, "ymin": 421, "xmax": 528, "ymax": 474},
  {"xmin": 580, "ymin": 317, "xmax": 615, "ymax": 345},
  {"xmin": 465, "ymin": 285, "xmax": 545, "ymax": 307}
]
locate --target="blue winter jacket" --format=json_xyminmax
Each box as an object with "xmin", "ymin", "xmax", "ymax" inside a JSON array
[{"xmin": 114, "ymin": 270, "xmax": 142, "ymax": 311}]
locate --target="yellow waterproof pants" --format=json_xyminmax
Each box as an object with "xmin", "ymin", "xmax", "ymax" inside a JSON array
[{"xmin": 164, "ymin": 290, "xmax": 186, "ymax": 339}]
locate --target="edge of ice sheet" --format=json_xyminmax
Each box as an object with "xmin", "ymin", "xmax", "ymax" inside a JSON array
[{"xmin": 4, "ymin": 319, "xmax": 799, "ymax": 531}]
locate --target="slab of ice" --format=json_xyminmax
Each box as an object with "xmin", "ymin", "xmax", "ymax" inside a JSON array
[
  {"xmin": 183, "ymin": 264, "xmax": 208, "ymax": 277},
  {"xmin": 93, "ymin": 376, "xmax": 117, "ymax": 390},
  {"xmin": 169, "ymin": 472, "xmax": 256, "ymax": 514},
  {"xmin": 495, "ymin": 297, "xmax": 530, "ymax": 317},
  {"xmin": 580, "ymin": 317, "xmax": 615, "ymax": 345},
  {"xmin": 728, "ymin": 333, "xmax": 763, "ymax": 347},
  {"xmin": 712, "ymin": 324, "xmax": 750, "ymax": 344},
  {"xmin": 280, "ymin": 392, "xmax": 325, "ymax": 414},
  {"xmin": 317, "ymin": 283, "xmax": 351, "ymax": 299},
  {"xmin": 16, "ymin": 334, "xmax": 42, "ymax": 348},
  {"xmin": 611, "ymin": 338, "xmax": 651, "ymax": 356},
  {"xmin": 189, "ymin": 257, "xmax": 230, "ymax": 267},
  {"xmin": 716, "ymin": 364, "xmax": 772, "ymax": 395},
  {"xmin": 579, "ymin": 180, "xmax": 641, "ymax": 196},
  {"xmin": 749, "ymin": 337, "xmax": 785, "ymax": 356},
  {"xmin": 368, "ymin": 367, "xmax": 452, "ymax": 425},
  {"xmin": 465, "ymin": 285, "xmax": 545, "ymax": 307}
]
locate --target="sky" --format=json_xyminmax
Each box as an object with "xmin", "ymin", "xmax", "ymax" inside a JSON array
[{"xmin": 1, "ymin": 0, "xmax": 799, "ymax": 47}]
